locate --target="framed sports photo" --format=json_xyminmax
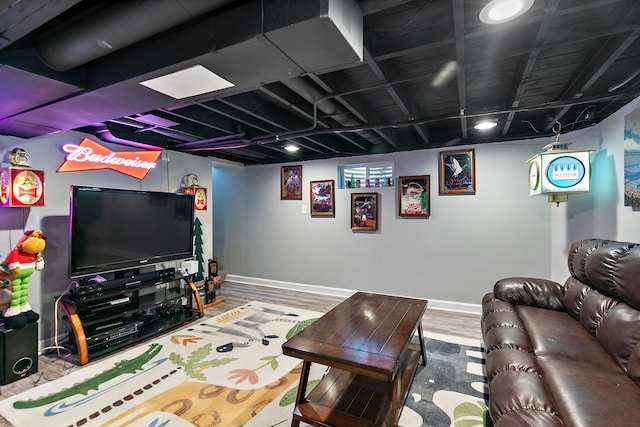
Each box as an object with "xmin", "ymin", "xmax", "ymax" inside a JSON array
[
  {"xmin": 281, "ymin": 165, "xmax": 302, "ymax": 200},
  {"xmin": 439, "ymin": 149, "xmax": 476, "ymax": 195},
  {"xmin": 310, "ymin": 180, "xmax": 335, "ymax": 216},
  {"xmin": 398, "ymin": 175, "xmax": 430, "ymax": 217},
  {"xmin": 351, "ymin": 193, "xmax": 378, "ymax": 231}
]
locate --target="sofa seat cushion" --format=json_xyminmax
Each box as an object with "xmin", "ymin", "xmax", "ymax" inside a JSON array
[
  {"xmin": 493, "ymin": 409, "xmax": 565, "ymax": 427},
  {"xmin": 515, "ymin": 305, "xmax": 640, "ymax": 425},
  {"xmin": 488, "ymin": 370, "xmax": 563, "ymax": 426},
  {"xmin": 517, "ymin": 305, "xmax": 619, "ymax": 370},
  {"xmin": 538, "ymin": 356, "xmax": 640, "ymax": 427},
  {"xmin": 485, "ymin": 347, "xmax": 543, "ymax": 382}
]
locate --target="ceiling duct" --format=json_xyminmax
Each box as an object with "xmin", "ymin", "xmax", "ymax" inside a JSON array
[
  {"xmin": 1, "ymin": 0, "xmax": 364, "ymax": 140},
  {"xmin": 36, "ymin": 0, "xmax": 235, "ymax": 71},
  {"xmin": 209, "ymin": 0, "xmax": 363, "ymax": 81}
]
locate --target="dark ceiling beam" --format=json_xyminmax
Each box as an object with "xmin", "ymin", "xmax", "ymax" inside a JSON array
[
  {"xmin": 308, "ymin": 71, "xmax": 412, "ymax": 149},
  {"xmin": 370, "ymin": 20, "xmax": 454, "ymax": 62},
  {"xmin": 555, "ymin": 0, "xmax": 628, "ymax": 16},
  {"xmin": 255, "ymin": 84, "xmax": 355, "ymax": 153},
  {"xmin": 451, "ymin": 0, "xmax": 466, "ymax": 139},
  {"xmin": 154, "ymin": 108, "xmax": 246, "ymax": 141},
  {"xmin": 359, "ymin": 0, "xmax": 416, "ymax": 16},
  {"xmin": 470, "ymin": 24, "xmax": 640, "ymax": 74},
  {"xmin": 185, "ymin": 100, "xmax": 274, "ymax": 136},
  {"xmin": 368, "ymin": 21, "xmax": 640, "ymax": 94},
  {"xmin": 307, "ymin": 72, "xmax": 393, "ymax": 143},
  {"xmin": 220, "ymin": 89, "xmax": 348, "ymax": 154},
  {"xmin": 203, "ymin": 148, "xmax": 271, "ymax": 165},
  {"xmin": 245, "ymin": 88, "xmax": 640, "ymax": 146},
  {"xmin": 185, "ymin": 142, "xmax": 284, "ymax": 159},
  {"xmin": 181, "ymin": 99, "xmax": 288, "ymax": 159},
  {"xmin": 362, "ymin": 47, "xmax": 429, "ymax": 145},
  {"xmin": 106, "ymin": 117, "xmax": 200, "ymax": 143},
  {"xmin": 263, "ymin": 80, "xmax": 372, "ymax": 152},
  {"xmin": 502, "ymin": 0, "xmax": 560, "ymax": 136},
  {"xmin": 369, "ymin": 1, "xmax": 635, "ymax": 63},
  {"xmin": 306, "ymin": 69, "xmax": 401, "ymax": 147},
  {"xmin": 154, "ymin": 107, "xmax": 243, "ymax": 137},
  {"xmin": 546, "ymin": 25, "xmax": 640, "ymax": 130}
]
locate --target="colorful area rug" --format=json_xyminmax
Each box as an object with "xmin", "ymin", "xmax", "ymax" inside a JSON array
[
  {"xmin": 400, "ymin": 333, "xmax": 491, "ymax": 427},
  {"xmin": 0, "ymin": 301, "xmax": 490, "ymax": 426}
]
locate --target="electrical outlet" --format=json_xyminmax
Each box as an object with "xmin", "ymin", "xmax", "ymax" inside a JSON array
[{"xmin": 181, "ymin": 260, "xmax": 198, "ymax": 276}]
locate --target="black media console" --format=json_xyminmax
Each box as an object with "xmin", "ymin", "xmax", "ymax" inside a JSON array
[{"xmin": 60, "ymin": 267, "xmax": 202, "ymax": 365}]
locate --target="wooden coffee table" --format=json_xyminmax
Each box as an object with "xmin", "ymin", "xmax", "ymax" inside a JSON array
[{"xmin": 282, "ymin": 291, "xmax": 428, "ymax": 427}]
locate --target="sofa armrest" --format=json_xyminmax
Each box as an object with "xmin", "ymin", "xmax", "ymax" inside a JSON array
[{"xmin": 494, "ymin": 277, "xmax": 566, "ymax": 311}]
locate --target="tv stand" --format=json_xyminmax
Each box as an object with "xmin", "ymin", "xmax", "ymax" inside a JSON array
[{"xmin": 60, "ymin": 268, "xmax": 203, "ymax": 365}]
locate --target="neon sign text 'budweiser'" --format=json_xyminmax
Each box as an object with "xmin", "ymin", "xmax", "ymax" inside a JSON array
[{"xmin": 57, "ymin": 138, "xmax": 162, "ymax": 179}]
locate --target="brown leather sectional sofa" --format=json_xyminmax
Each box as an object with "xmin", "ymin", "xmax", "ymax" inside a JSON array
[{"xmin": 481, "ymin": 238, "xmax": 640, "ymax": 426}]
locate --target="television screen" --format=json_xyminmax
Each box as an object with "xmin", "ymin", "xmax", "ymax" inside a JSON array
[{"xmin": 69, "ymin": 186, "xmax": 195, "ymax": 278}]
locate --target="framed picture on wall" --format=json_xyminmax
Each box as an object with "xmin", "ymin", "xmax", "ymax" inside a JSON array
[
  {"xmin": 398, "ymin": 175, "xmax": 430, "ymax": 217},
  {"xmin": 281, "ymin": 165, "xmax": 302, "ymax": 200},
  {"xmin": 351, "ymin": 193, "xmax": 378, "ymax": 231},
  {"xmin": 439, "ymin": 149, "xmax": 476, "ymax": 195},
  {"xmin": 310, "ymin": 180, "xmax": 335, "ymax": 216}
]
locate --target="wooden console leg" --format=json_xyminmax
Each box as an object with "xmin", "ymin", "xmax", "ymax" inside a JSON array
[
  {"xmin": 59, "ymin": 300, "xmax": 88, "ymax": 365},
  {"xmin": 186, "ymin": 278, "xmax": 205, "ymax": 317}
]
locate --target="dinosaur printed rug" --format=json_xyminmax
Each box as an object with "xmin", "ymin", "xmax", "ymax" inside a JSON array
[{"xmin": 0, "ymin": 302, "xmax": 490, "ymax": 426}]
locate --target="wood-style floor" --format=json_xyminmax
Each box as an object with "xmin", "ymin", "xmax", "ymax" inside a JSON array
[{"xmin": 0, "ymin": 281, "xmax": 482, "ymax": 426}]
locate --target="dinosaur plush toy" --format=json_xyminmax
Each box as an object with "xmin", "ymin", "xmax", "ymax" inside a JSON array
[{"xmin": 1, "ymin": 230, "xmax": 46, "ymax": 329}]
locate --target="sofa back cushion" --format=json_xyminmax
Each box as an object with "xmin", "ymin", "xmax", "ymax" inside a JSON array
[
  {"xmin": 568, "ymin": 239, "xmax": 640, "ymax": 310},
  {"xmin": 565, "ymin": 239, "xmax": 640, "ymax": 384},
  {"xmin": 563, "ymin": 276, "xmax": 590, "ymax": 320}
]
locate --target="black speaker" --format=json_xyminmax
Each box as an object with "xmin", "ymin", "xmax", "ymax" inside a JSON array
[{"xmin": 0, "ymin": 322, "xmax": 39, "ymax": 385}]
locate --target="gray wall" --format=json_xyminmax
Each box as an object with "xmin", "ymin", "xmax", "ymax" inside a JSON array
[
  {"xmin": 550, "ymin": 96, "xmax": 640, "ymax": 280},
  {"xmin": 0, "ymin": 131, "xmax": 214, "ymax": 342},
  {"xmin": 213, "ymin": 140, "xmax": 554, "ymax": 307},
  {"xmin": 213, "ymin": 96, "xmax": 640, "ymax": 308}
]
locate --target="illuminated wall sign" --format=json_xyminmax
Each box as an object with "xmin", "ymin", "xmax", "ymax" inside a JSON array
[
  {"xmin": 527, "ymin": 143, "xmax": 593, "ymax": 205},
  {"xmin": 541, "ymin": 151, "xmax": 591, "ymax": 193},
  {"xmin": 57, "ymin": 138, "xmax": 162, "ymax": 179},
  {"xmin": 0, "ymin": 168, "xmax": 45, "ymax": 207}
]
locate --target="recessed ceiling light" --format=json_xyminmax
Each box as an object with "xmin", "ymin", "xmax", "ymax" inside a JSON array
[
  {"xmin": 284, "ymin": 144, "xmax": 299, "ymax": 152},
  {"xmin": 479, "ymin": 0, "xmax": 534, "ymax": 25},
  {"xmin": 140, "ymin": 64, "xmax": 234, "ymax": 99},
  {"xmin": 474, "ymin": 120, "xmax": 498, "ymax": 130}
]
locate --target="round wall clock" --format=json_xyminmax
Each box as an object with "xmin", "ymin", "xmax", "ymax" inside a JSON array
[{"xmin": 528, "ymin": 161, "xmax": 540, "ymax": 190}]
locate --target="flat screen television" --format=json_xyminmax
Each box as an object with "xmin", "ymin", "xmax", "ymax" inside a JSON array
[{"xmin": 69, "ymin": 186, "xmax": 195, "ymax": 278}]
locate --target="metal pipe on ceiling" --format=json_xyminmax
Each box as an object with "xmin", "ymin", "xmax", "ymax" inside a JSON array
[
  {"xmin": 36, "ymin": 0, "xmax": 234, "ymax": 71},
  {"xmin": 225, "ymin": 89, "xmax": 640, "ymax": 148},
  {"xmin": 283, "ymin": 77, "xmax": 385, "ymax": 145}
]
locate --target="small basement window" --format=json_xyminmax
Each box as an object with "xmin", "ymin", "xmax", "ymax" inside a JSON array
[{"xmin": 338, "ymin": 161, "xmax": 394, "ymax": 189}]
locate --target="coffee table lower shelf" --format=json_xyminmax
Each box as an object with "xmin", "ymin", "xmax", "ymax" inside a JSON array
[{"xmin": 292, "ymin": 343, "xmax": 422, "ymax": 427}]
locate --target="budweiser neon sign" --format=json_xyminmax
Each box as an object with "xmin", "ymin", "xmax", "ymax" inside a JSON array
[{"xmin": 57, "ymin": 138, "xmax": 162, "ymax": 179}]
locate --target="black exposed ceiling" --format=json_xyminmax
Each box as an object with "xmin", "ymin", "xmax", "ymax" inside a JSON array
[{"xmin": 1, "ymin": 0, "xmax": 639, "ymax": 165}]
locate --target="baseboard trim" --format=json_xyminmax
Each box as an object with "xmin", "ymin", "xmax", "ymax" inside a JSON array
[{"xmin": 226, "ymin": 274, "xmax": 482, "ymax": 315}]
